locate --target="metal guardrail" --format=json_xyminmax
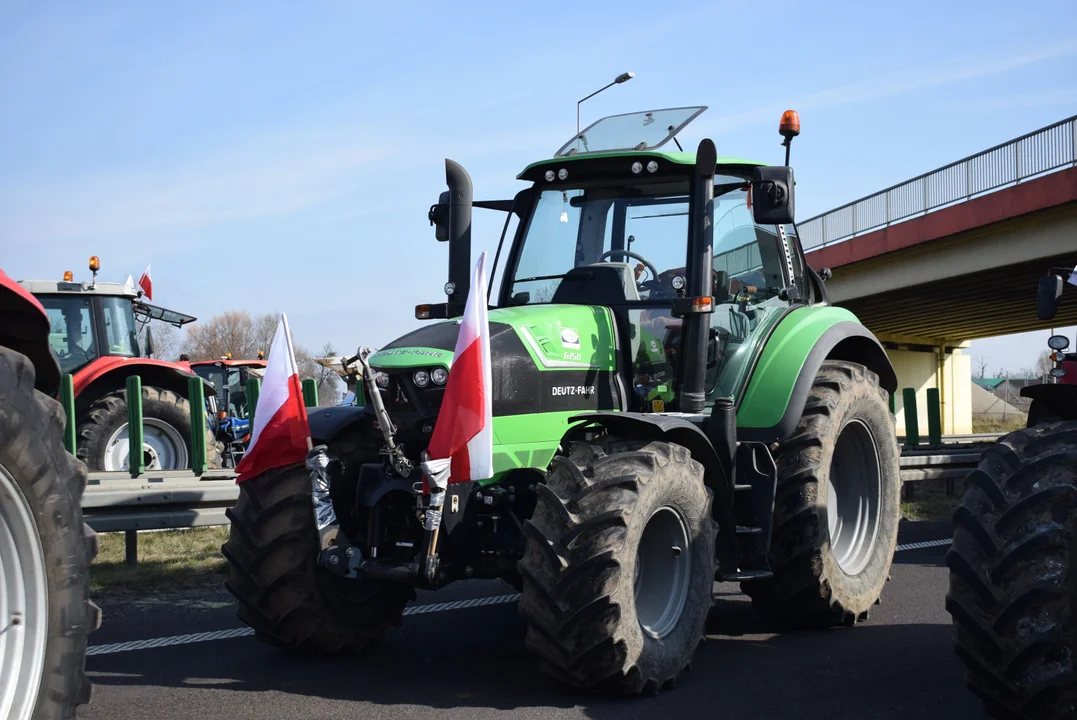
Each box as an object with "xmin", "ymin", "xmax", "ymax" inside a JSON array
[
  {"xmin": 83, "ymin": 436, "xmax": 1000, "ymax": 562},
  {"xmin": 798, "ymin": 115, "xmax": 1077, "ymax": 251}
]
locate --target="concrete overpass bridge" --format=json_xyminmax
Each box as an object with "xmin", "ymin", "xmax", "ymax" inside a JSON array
[{"xmin": 799, "ymin": 115, "xmax": 1077, "ymax": 433}]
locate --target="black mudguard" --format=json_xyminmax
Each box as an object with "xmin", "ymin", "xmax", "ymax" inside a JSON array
[
  {"xmin": 1022, "ymin": 383, "xmax": 1077, "ymax": 424},
  {"xmin": 308, "ymin": 404, "xmax": 368, "ymax": 444}
]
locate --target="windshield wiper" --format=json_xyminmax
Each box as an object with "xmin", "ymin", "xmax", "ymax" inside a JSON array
[{"xmin": 514, "ymin": 273, "xmax": 568, "ymax": 283}]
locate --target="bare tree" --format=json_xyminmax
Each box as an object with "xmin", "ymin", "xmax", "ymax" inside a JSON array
[
  {"xmin": 1035, "ymin": 349, "xmax": 1054, "ymax": 378},
  {"xmin": 976, "ymin": 356, "xmax": 989, "ymax": 379},
  {"xmin": 184, "ymin": 310, "xmax": 261, "ymax": 361},
  {"xmin": 183, "ymin": 309, "xmax": 340, "ymax": 401},
  {"xmin": 138, "ymin": 320, "xmax": 180, "ymax": 360}
]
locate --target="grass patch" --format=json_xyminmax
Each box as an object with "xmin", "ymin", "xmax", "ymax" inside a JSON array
[
  {"xmin": 91, "ymin": 526, "xmax": 229, "ymax": 595},
  {"xmin": 901, "ymin": 478, "xmax": 966, "ymax": 521},
  {"xmin": 972, "ymin": 415, "xmax": 1027, "ymax": 434}
]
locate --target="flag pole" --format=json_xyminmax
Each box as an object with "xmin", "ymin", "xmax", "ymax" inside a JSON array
[{"xmin": 279, "ymin": 312, "xmax": 313, "ymax": 450}]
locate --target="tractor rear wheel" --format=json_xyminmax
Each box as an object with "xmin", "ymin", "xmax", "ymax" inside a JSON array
[
  {"xmin": 0, "ymin": 347, "xmax": 100, "ymax": 720},
  {"xmin": 518, "ymin": 438, "xmax": 716, "ymax": 695},
  {"xmin": 76, "ymin": 386, "xmax": 220, "ymax": 471},
  {"xmin": 742, "ymin": 360, "xmax": 901, "ymax": 627},
  {"xmin": 222, "ymin": 457, "xmax": 414, "ymax": 653},
  {"xmin": 946, "ymin": 420, "xmax": 1077, "ymax": 720}
]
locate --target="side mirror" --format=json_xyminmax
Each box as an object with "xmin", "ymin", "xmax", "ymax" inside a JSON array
[
  {"xmin": 1037, "ymin": 274, "xmax": 1064, "ymax": 321},
  {"xmin": 143, "ymin": 326, "xmax": 155, "ymax": 357},
  {"xmin": 428, "ymin": 190, "xmax": 451, "ymax": 242},
  {"xmin": 752, "ymin": 166, "xmax": 795, "ymax": 225},
  {"xmin": 819, "ymin": 267, "xmax": 832, "ymax": 281}
]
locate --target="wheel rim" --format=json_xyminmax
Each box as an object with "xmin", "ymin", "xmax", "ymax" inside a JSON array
[
  {"xmin": 634, "ymin": 506, "xmax": 691, "ymax": 639},
  {"xmin": 826, "ymin": 418, "xmax": 882, "ymax": 576},
  {"xmin": 103, "ymin": 419, "xmax": 188, "ymax": 471},
  {"xmin": 0, "ymin": 463, "xmax": 48, "ymax": 720}
]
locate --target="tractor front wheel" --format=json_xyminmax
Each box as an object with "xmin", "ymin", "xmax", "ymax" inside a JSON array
[
  {"xmin": 222, "ymin": 459, "xmax": 414, "ymax": 653},
  {"xmin": 946, "ymin": 421, "xmax": 1077, "ymax": 720},
  {"xmin": 76, "ymin": 386, "xmax": 219, "ymax": 471},
  {"xmin": 742, "ymin": 360, "xmax": 901, "ymax": 627},
  {"xmin": 518, "ymin": 438, "xmax": 716, "ymax": 695}
]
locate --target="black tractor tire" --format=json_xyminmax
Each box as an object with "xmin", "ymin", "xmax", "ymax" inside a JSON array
[
  {"xmin": 742, "ymin": 360, "xmax": 901, "ymax": 627},
  {"xmin": 946, "ymin": 420, "xmax": 1077, "ymax": 720},
  {"xmin": 517, "ymin": 438, "xmax": 716, "ymax": 695},
  {"xmin": 0, "ymin": 347, "xmax": 101, "ymax": 720},
  {"xmin": 76, "ymin": 385, "xmax": 221, "ymax": 471},
  {"xmin": 222, "ymin": 458, "xmax": 414, "ymax": 654}
]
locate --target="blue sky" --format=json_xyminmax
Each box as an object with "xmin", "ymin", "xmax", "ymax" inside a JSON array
[{"xmin": 2, "ymin": 0, "xmax": 1075, "ymax": 374}]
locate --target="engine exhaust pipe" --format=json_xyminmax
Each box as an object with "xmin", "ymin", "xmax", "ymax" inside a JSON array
[{"xmin": 445, "ymin": 159, "xmax": 473, "ymax": 310}]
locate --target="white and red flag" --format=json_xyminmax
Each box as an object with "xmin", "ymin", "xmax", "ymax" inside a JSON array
[
  {"xmin": 235, "ymin": 313, "xmax": 311, "ymax": 482},
  {"xmin": 138, "ymin": 264, "xmax": 153, "ymax": 300},
  {"xmin": 422, "ymin": 250, "xmax": 494, "ymax": 487}
]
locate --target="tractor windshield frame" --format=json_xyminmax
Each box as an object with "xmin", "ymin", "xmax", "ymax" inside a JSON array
[{"xmin": 35, "ymin": 293, "xmax": 144, "ymax": 375}]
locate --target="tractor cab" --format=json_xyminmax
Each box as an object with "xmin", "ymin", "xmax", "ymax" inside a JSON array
[
  {"xmin": 427, "ymin": 106, "xmax": 810, "ymax": 414},
  {"xmin": 19, "ymin": 275, "xmax": 197, "ymax": 375},
  {"xmin": 190, "ymin": 356, "xmax": 267, "ymax": 418}
]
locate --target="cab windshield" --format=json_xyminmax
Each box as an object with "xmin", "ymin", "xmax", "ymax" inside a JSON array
[
  {"xmin": 506, "ymin": 174, "xmax": 790, "ymax": 307},
  {"xmin": 101, "ymin": 296, "xmax": 140, "ymax": 357}
]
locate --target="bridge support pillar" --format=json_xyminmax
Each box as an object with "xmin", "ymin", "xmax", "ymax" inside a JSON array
[{"xmin": 878, "ymin": 334, "xmax": 972, "ymax": 436}]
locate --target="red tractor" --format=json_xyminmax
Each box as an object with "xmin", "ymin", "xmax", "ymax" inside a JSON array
[
  {"xmin": 0, "ymin": 267, "xmax": 99, "ymax": 719},
  {"xmin": 947, "ymin": 265, "xmax": 1077, "ymax": 719},
  {"xmin": 16, "ymin": 257, "xmax": 218, "ymax": 471}
]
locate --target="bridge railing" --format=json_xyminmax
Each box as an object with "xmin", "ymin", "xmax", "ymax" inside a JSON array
[{"xmin": 798, "ymin": 114, "xmax": 1077, "ymax": 251}]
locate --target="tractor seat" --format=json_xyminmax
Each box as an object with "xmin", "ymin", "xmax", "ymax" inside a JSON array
[{"xmin": 550, "ymin": 262, "xmax": 641, "ymax": 305}]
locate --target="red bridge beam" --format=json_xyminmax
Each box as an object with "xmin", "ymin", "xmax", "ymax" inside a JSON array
[{"xmin": 804, "ymin": 166, "xmax": 1077, "ymax": 271}]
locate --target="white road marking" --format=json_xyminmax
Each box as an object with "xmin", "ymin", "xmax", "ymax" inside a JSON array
[
  {"xmin": 895, "ymin": 538, "xmax": 953, "ymax": 552},
  {"xmin": 89, "ymin": 540, "xmax": 955, "ymax": 657},
  {"xmin": 87, "ymin": 593, "xmax": 522, "ymax": 656}
]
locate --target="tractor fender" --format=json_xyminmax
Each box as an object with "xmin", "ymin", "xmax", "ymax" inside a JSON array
[
  {"xmin": 74, "ymin": 358, "xmax": 215, "ymax": 419},
  {"xmin": 0, "ymin": 268, "xmax": 60, "ymax": 395},
  {"xmin": 736, "ymin": 309, "xmax": 898, "ymax": 445},
  {"xmin": 308, "ymin": 404, "xmax": 368, "ymax": 444},
  {"xmin": 1022, "ymin": 383, "xmax": 1077, "ymax": 424}
]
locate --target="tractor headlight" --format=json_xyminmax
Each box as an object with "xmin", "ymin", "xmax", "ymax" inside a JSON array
[
  {"xmin": 631, "ymin": 161, "xmax": 643, "ymax": 174},
  {"xmin": 413, "ymin": 370, "xmax": 430, "ymax": 388},
  {"xmin": 431, "ymin": 367, "xmax": 448, "ymax": 385},
  {"xmin": 545, "ymin": 170, "xmax": 556, "ymax": 182},
  {"xmin": 375, "ymin": 372, "xmax": 390, "ymax": 389},
  {"xmin": 1051, "ymin": 367, "xmax": 1067, "ymax": 378},
  {"xmin": 646, "ymin": 160, "xmax": 659, "ymax": 173},
  {"xmin": 671, "ymin": 275, "xmax": 686, "ymax": 291}
]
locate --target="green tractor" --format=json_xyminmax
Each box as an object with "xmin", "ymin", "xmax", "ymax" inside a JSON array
[{"xmin": 222, "ymin": 106, "xmax": 902, "ymax": 694}]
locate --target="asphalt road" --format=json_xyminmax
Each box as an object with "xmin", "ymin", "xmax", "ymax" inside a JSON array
[{"xmin": 79, "ymin": 520, "xmax": 983, "ymax": 720}]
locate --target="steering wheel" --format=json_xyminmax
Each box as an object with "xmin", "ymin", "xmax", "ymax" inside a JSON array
[{"xmin": 597, "ymin": 249, "xmax": 660, "ymax": 285}]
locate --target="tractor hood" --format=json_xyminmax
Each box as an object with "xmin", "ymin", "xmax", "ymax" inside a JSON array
[{"xmin": 369, "ymin": 304, "xmax": 618, "ymax": 373}]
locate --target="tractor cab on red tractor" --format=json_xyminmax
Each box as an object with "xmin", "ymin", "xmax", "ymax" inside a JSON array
[{"xmin": 17, "ymin": 256, "xmax": 218, "ymax": 472}]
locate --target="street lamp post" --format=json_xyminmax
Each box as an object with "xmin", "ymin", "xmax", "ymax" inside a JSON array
[{"xmin": 577, "ymin": 72, "xmax": 635, "ymax": 135}]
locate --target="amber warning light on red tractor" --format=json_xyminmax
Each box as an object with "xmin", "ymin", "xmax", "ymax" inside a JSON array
[
  {"xmin": 88, "ymin": 255, "xmax": 100, "ymax": 272},
  {"xmin": 63, "ymin": 270, "xmax": 73, "ymax": 281}
]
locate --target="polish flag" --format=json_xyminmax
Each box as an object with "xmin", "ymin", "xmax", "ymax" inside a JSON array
[
  {"xmin": 235, "ymin": 313, "xmax": 311, "ymax": 482},
  {"xmin": 138, "ymin": 264, "xmax": 153, "ymax": 300},
  {"xmin": 422, "ymin": 251, "xmax": 494, "ymax": 486}
]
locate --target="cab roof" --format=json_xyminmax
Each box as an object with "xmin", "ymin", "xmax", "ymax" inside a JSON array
[
  {"xmin": 17, "ymin": 279, "xmax": 136, "ymax": 297},
  {"xmin": 518, "ymin": 150, "xmax": 766, "ymax": 180}
]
